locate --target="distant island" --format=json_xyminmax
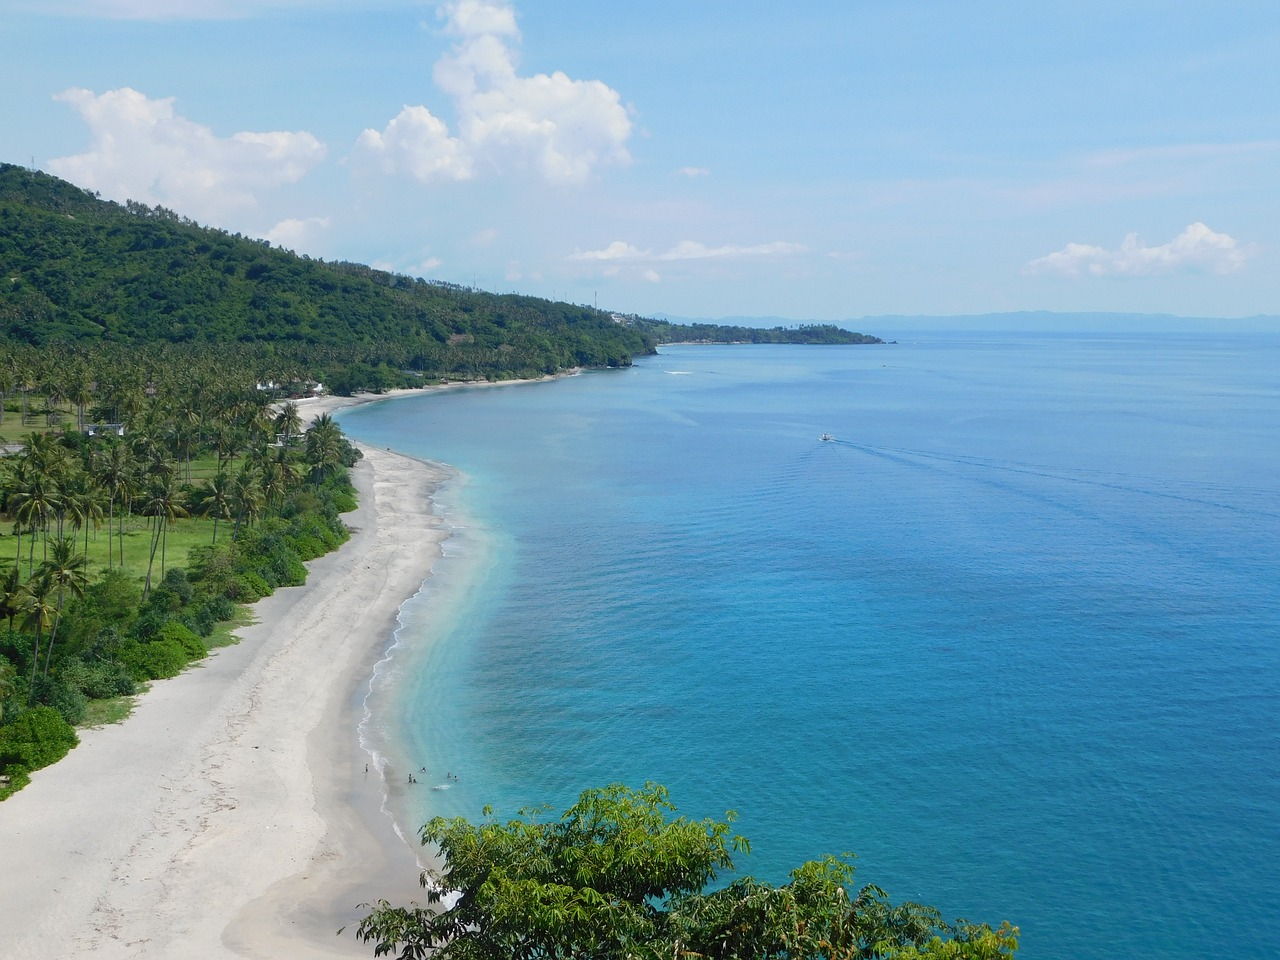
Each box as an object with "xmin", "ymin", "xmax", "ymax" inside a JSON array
[{"xmin": 0, "ymin": 163, "xmax": 881, "ymax": 396}]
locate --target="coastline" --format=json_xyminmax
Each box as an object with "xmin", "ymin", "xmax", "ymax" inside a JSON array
[{"xmin": 0, "ymin": 386, "xmax": 472, "ymax": 958}]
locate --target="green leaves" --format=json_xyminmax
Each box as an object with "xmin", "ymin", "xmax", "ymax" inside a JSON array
[{"xmin": 353, "ymin": 783, "xmax": 1019, "ymax": 960}]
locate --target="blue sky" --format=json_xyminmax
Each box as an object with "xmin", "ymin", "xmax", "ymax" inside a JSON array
[{"xmin": 2, "ymin": 0, "xmax": 1278, "ymax": 322}]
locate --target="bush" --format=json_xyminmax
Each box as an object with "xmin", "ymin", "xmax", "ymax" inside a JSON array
[
  {"xmin": 45, "ymin": 682, "xmax": 88, "ymax": 725},
  {"xmin": 202, "ymin": 595, "xmax": 235, "ymax": 623},
  {"xmin": 58, "ymin": 659, "xmax": 136, "ymax": 699},
  {"xmin": 83, "ymin": 570, "xmax": 141, "ymax": 632},
  {"xmin": 228, "ymin": 571, "xmax": 270, "ymax": 603},
  {"xmin": 0, "ymin": 705, "xmax": 79, "ymax": 776},
  {"xmin": 0, "ymin": 767, "xmax": 30, "ymax": 800},
  {"xmin": 158, "ymin": 622, "xmax": 206, "ymax": 661},
  {"xmin": 116, "ymin": 637, "xmax": 188, "ymax": 681},
  {"xmin": 145, "ymin": 568, "xmax": 194, "ymax": 616},
  {"xmin": 291, "ymin": 534, "xmax": 327, "ymax": 561}
]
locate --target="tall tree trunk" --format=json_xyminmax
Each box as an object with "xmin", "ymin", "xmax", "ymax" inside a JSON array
[
  {"xmin": 42, "ymin": 588, "xmax": 65, "ymax": 677},
  {"xmin": 144, "ymin": 516, "xmax": 161, "ymax": 598},
  {"xmin": 26, "ymin": 625, "xmax": 41, "ymax": 705},
  {"xmin": 107, "ymin": 494, "xmax": 116, "ymax": 570}
]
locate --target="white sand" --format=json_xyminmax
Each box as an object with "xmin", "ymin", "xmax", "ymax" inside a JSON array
[{"xmin": 0, "ymin": 390, "xmax": 455, "ymax": 958}]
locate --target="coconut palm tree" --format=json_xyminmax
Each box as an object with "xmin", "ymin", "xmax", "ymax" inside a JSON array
[
  {"xmin": 274, "ymin": 401, "xmax": 302, "ymax": 447},
  {"xmin": 9, "ymin": 468, "xmax": 59, "ymax": 574},
  {"xmin": 140, "ymin": 476, "xmax": 188, "ymax": 598},
  {"xmin": 19, "ymin": 573, "xmax": 55, "ymax": 704},
  {"xmin": 229, "ymin": 464, "xmax": 263, "ymax": 539},
  {"xmin": 68, "ymin": 473, "xmax": 106, "ymax": 557},
  {"xmin": 304, "ymin": 414, "xmax": 345, "ymax": 484},
  {"xmin": 0, "ymin": 562, "xmax": 23, "ymax": 634},
  {"xmin": 92, "ymin": 439, "xmax": 136, "ymax": 570},
  {"xmin": 192, "ymin": 471, "xmax": 234, "ymax": 544},
  {"xmin": 37, "ymin": 536, "xmax": 89, "ymax": 676}
]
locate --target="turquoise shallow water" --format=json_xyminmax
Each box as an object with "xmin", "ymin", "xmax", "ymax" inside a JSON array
[{"xmin": 340, "ymin": 334, "xmax": 1280, "ymax": 960}]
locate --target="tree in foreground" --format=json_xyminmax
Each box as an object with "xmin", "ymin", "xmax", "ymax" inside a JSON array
[{"xmin": 349, "ymin": 782, "xmax": 1018, "ymax": 960}]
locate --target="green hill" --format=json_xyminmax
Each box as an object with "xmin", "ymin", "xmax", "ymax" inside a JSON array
[{"xmin": 0, "ymin": 163, "xmax": 878, "ymax": 393}]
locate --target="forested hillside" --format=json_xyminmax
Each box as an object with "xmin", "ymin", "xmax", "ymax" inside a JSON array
[
  {"xmin": 0, "ymin": 163, "xmax": 881, "ymax": 393},
  {"xmin": 0, "ymin": 164, "xmax": 652, "ymax": 389}
]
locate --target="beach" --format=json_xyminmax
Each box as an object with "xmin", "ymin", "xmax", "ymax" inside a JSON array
[{"xmin": 0, "ymin": 390, "xmax": 445, "ymax": 959}]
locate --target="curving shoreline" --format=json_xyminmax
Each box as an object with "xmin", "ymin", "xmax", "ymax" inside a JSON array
[{"xmin": 0, "ymin": 389, "xmax": 452, "ymax": 958}]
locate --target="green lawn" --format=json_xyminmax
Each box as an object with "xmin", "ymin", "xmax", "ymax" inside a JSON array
[{"xmin": 2, "ymin": 514, "xmax": 225, "ymax": 587}]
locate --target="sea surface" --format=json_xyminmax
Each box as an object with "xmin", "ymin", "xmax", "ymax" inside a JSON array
[{"xmin": 338, "ymin": 333, "xmax": 1280, "ymax": 960}]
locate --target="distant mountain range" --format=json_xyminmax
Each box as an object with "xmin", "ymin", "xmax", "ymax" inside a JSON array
[{"xmin": 656, "ymin": 311, "xmax": 1280, "ymax": 335}]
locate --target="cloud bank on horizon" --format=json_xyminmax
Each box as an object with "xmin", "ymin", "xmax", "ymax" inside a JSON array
[
  {"xmin": 5, "ymin": 0, "xmax": 1279, "ymax": 320},
  {"xmin": 1027, "ymin": 223, "xmax": 1251, "ymax": 279}
]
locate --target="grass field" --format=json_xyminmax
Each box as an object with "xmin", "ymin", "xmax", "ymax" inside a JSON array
[{"xmin": 3, "ymin": 514, "xmax": 224, "ymax": 588}]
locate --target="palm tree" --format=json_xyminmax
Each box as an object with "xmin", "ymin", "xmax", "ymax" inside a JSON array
[
  {"xmin": 92, "ymin": 440, "xmax": 137, "ymax": 570},
  {"xmin": 256, "ymin": 458, "xmax": 287, "ymax": 510},
  {"xmin": 9, "ymin": 468, "xmax": 59, "ymax": 574},
  {"xmin": 0, "ymin": 562, "xmax": 23, "ymax": 633},
  {"xmin": 274, "ymin": 401, "xmax": 302, "ymax": 446},
  {"xmin": 192, "ymin": 471, "xmax": 234, "ymax": 544},
  {"xmin": 140, "ymin": 476, "xmax": 189, "ymax": 598},
  {"xmin": 19, "ymin": 573, "xmax": 55, "ymax": 704},
  {"xmin": 304, "ymin": 414, "xmax": 345, "ymax": 484},
  {"xmin": 229, "ymin": 464, "xmax": 263, "ymax": 539},
  {"xmin": 68, "ymin": 475, "xmax": 106, "ymax": 557},
  {"xmin": 37, "ymin": 536, "xmax": 89, "ymax": 676}
]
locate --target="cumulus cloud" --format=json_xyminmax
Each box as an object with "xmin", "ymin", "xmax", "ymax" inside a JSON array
[
  {"xmin": 570, "ymin": 240, "xmax": 807, "ymax": 262},
  {"xmin": 658, "ymin": 240, "xmax": 806, "ymax": 261},
  {"xmin": 266, "ymin": 216, "xmax": 330, "ymax": 251},
  {"xmin": 49, "ymin": 87, "xmax": 325, "ymax": 224},
  {"xmin": 571, "ymin": 240, "xmax": 645, "ymax": 261},
  {"xmin": 1026, "ymin": 223, "xmax": 1250, "ymax": 278},
  {"xmin": 676, "ymin": 166, "xmax": 709, "ymax": 178},
  {"xmin": 354, "ymin": 0, "xmax": 631, "ymax": 184}
]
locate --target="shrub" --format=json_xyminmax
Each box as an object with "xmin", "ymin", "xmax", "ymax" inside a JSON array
[
  {"xmin": 83, "ymin": 569, "xmax": 142, "ymax": 632},
  {"xmin": 57, "ymin": 659, "xmax": 136, "ymax": 699},
  {"xmin": 158, "ymin": 622, "xmax": 206, "ymax": 661},
  {"xmin": 291, "ymin": 535, "xmax": 327, "ymax": 561},
  {"xmin": 29, "ymin": 674, "xmax": 88, "ymax": 725},
  {"xmin": 0, "ymin": 767, "xmax": 31, "ymax": 800},
  {"xmin": 228, "ymin": 571, "xmax": 270, "ymax": 603},
  {"xmin": 116, "ymin": 637, "xmax": 188, "ymax": 681},
  {"xmin": 0, "ymin": 705, "xmax": 79, "ymax": 776},
  {"xmin": 202, "ymin": 595, "xmax": 235, "ymax": 623}
]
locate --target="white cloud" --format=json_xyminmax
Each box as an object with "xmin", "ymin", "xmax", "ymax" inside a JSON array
[
  {"xmin": 658, "ymin": 240, "xmax": 807, "ymax": 261},
  {"xmin": 442, "ymin": 0, "xmax": 518, "ymax": 36},
  {"xmin": 571, "ymin": 240, "xmax": 645, "ymax": 261},
  {"xmin": 49, "ymin": 87, "xmax": 325, "ymax": 225},
  {"xmin": 676, "ymin": 166, "xmax": 709, "ymax": 178},
  {"xmin": 266, "ymin": 216, "xmax": 330, "ymax": 251},
  {"xmin": 1026, "ymin": 223, "xmax": 1250, "ymax": 278},
  {"xmin": 570, "ymin": 239, "xmax": 806, "ymax": 263},
  {"xmin": 354, "ymin": 0, "xmax": 631, "ymax": 184},
  {"xmin": 355, "ymin": 105, "xmax": 473, "ymax": 181}
]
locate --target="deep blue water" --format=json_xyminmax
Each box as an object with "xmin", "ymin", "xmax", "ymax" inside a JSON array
[{"xmin": 339, "ymin": 334, "xmax": 1280, "ymax": 960}]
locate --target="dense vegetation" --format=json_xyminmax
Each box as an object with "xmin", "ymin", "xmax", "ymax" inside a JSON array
[
  {"xmin": 0, "ymin": 374, "xmax": 362, "ymax": 800},
  {"xmin": 0, "ymin": 164, "xmax": 879, "ymax": 397},
  {"xmin": 352, "ymin": 783, "xmax": 1018, "ymax": 959},
  {"xmin": 641, "ymin": 319, "xmax": 883, "ymax": 345}
]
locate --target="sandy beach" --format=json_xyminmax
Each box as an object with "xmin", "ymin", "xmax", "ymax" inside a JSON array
[{"xmin": 0, "ymin": 390, "xmax": 448, "ymax": 959}]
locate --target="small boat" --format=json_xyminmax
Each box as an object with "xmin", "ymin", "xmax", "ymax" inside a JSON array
[{"xmin": 819, "ymin": 433, "xmax": 836, "ymax": 442}]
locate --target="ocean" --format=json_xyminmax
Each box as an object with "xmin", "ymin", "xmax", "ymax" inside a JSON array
[{"xmin": 337, "ymin": 332, "xmax": 1280, "ymax": 959}]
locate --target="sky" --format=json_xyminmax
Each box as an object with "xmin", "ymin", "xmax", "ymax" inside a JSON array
[{"xmin": 2, "ymin": 0, "xmax": 1279, "ymax": 322}]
